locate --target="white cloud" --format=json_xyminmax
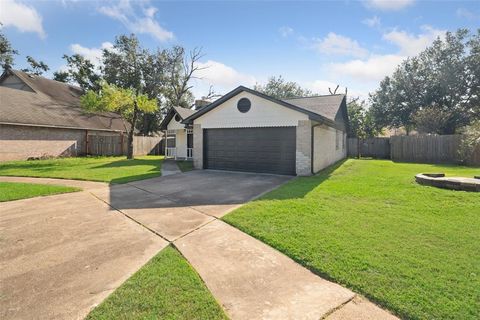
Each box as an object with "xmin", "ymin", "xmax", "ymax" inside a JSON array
[
  {"xmin": 279, "ymin": 26, "xmax": 294, "ymax": 38},
  {"xmin": 364, "ymin": 0, "xmax": 415, "ymax": 11},
  {"xmin": 307, "ymin": 80, "xmax": 345, "ymax": 95},
  {"xmin": 456, "ymin": 8, "xmax": 480, "ymax": 20},
  {"xmin": 69, "ymin": 42, "xmax": 114, "ymax": 68},
  {"xmin": 195, "ymin": 60, "xmax": 256, "ymax": 88},
  {"xmin": 0, "ymin": 0, "xmax": 46, "ymax": 38},
  {"xmin": 325, "ymin": 25, "xmax": 445, "ymax": 96},
  {"xmin": 330, "ymin": 54, "xmax": 405, "ymax": 82},
  {"xmin": 362, "ymin": 16, "xmax": 381, "ymax": 28},
  {"xmin": 191, "ymin": 60, "xmax": 256, "ymax": 98},
  {"xmin": 98, "ymin": 0, "xmax": 173, "ymax": 42},
  {"xmin": 383, "ymin": 25, "xmax": 445, "ymax": 56},
  {"xmin": 313, "ymin": 33, "xmax": 369, "ymax": 58}
]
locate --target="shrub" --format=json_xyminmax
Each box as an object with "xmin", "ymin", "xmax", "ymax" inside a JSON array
[{"xmin": 458, "ymin": 121, "xmax": 480, "ymax": 164}]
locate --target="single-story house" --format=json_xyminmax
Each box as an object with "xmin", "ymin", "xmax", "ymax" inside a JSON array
[
  {"xmin": 160, "ymin": 86, "xmax": 348, "ymax": 176},
  {"xmin": 0, "ymin": 69, "xmax": 126, "ymax": 161}
]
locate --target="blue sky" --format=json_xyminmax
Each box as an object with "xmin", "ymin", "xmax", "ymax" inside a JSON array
[{"xmin": 1, "ymin": 0, "xmax": 479, "ymax": 100}]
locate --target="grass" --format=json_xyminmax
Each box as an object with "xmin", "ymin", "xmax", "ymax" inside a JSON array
[
  {"xmin": 0, "ymin": 182, "xmax": 79, "ymax": 202},
  {"xmin": 223, "ymin": 159, "xmax": 480, "ymax": 320},
  {"xmin": 86, "ymin": 246, "xmax": 227, "ymax": 320},
  {"xmin": 176, "ymin": 160, "xmax": 194, "ymax": 172},
  {"xmin": 0, "ymin": 156, "xmax": 163, "ymax": 184}
]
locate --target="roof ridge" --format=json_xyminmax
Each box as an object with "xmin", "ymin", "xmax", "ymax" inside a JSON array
[
  {"xmin": 283, "ymin": 93, "xmax": 345, "ymax": 100},
  {"xmin": 11, "ymin": 69, "xmax": 83, "ymax": 91}
]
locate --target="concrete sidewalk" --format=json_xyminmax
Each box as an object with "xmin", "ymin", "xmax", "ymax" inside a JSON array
[
  {"xmin": 175, "ymin": 220, "xmax": 354, "ymax": 319},
  {"xmin": 0, "ymin": 190, "xmax": 167, "ymax": 320}
]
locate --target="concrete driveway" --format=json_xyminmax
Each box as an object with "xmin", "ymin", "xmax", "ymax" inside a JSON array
[
  {"xmin": 1, "ymin": 171, "xmax": 396, "ymax": 320},
  {"xmin": 0, "ymin": 171, "xmax": 291, "ymax": 319}
]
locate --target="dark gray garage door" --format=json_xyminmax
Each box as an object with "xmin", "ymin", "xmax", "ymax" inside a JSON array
[{"xmin": 204, "ymin": 127, "xmax": 296, "ymax": 175}]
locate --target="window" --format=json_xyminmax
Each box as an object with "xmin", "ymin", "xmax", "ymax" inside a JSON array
[
  {"xmin": 335, "ymin": 130, "xmax": 340, "ymax": 150},
  {"xmin": 237, "ymin": 98, "xmax": 251, "ymax": 113},
  {"xmin": 174, "ymin": 114, "xmax": 181, "ymax": 122},
  {"xmin": 342, "ymin": 132, "xmax": 345, "ymax": 150}
]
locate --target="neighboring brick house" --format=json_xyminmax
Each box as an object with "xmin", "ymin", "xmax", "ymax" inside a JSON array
[
  {"xmin": 162, "ymin": 86, "xmax": 349, "ymax": 176},
  {"xmin": 0, "ymin": 69, "xmax": 126, "ymax": 161}
]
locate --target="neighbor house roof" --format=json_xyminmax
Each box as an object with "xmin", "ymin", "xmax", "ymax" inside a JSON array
[
  {"xmin": 0, "ymin": 69, "xmax": 127, "ymax": 132},
  {"xmin": 159, "ymin": 106, "xmax": 197, "ymax": 130},
  {"xmin": 182, "ymin": 86, "xmax": 348, "ymax": 130}
]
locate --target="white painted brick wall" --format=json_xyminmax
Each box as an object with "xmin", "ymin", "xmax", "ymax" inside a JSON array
[
  {"xmin": 296, "ymin": 120, "xmax": 312, "ymax": 176},
  {"xmin": 193, "ymin": 124, "xmax": 203, "ymax": 169}
]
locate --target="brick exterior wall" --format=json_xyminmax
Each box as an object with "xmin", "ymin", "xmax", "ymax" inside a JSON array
[
  {"xmin": 193, "ymin": 124, "xmax": 203, "ymax": 169},
  {"xmin": 296, "ymin": 120, "xmax": 312, "ymax": 176},
  {"xmin": 0, "ymin": 124, "xmax": 116, "ymax": 161}
]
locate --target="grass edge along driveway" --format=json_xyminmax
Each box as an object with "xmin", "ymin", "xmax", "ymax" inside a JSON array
[
  {"xmin": 223, "ymin": 159, "xmax": 480, "ymax": 320},
  {"xmin": 0, "ymin": 181, "xmax": 80, "ymax": 202},
  {"xmin": 0, "ymin": 156, "xmax": 164, "ymax": 184},
  {"xmin": 86, "ymin": 245, "xmax": 227, "ymax": 320}
]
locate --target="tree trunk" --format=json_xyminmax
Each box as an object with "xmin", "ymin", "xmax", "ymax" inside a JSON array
[{"xmin": 126, "ymin": 103, "xmax": 139, "ymax": 159}]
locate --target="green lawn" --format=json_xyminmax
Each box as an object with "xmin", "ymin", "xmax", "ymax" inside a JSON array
[
  {"xmin": 176, "ymin": 160, "xmax": 194, "ymax": 172},
  {"xmin": 86, "ymin": 246, "xmax": 227, "ymax": 320},
  {"xmin": 0, "ymin": 156, "xmax": 163, "ymax": 184},
  {"xmin": 223, "ymin": 159, "xmax": 480, "ymax": 320},
  {"xmin": 0, "ymin": 182, "xmax": 79, "ymax": 202}
]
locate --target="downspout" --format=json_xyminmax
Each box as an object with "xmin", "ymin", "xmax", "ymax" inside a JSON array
[{"xmin": 163, "ymin": 130, "xmax": 167, "ymax": 158}]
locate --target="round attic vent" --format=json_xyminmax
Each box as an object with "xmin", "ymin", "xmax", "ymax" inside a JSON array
[
  {"xmin": 175, "ymin": 114, "xmax": 181, "ymax": 122},
  {"xmin": 237, "ymin": 98, "xmax": 251, "ymax": 113}
]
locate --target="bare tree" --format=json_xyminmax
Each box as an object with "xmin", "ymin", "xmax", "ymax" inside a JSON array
[
  {"xmin": 328, "ymin": 84, "xmax": 340, "ymax": 95},
  {"xmin": 168, "ymin": 47, "xmax": 207, "ymax": 108},
  {"xmin": 202, "ymin": 85, "xmax": 221, "ymax": 101}
]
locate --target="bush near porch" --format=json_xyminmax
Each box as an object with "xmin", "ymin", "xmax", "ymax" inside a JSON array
[{"xmin": 223, "ymin": 159, "xmax": 480, "ymax": 320}]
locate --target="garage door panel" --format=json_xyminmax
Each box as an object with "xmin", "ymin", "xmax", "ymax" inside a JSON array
[{"xmin": 204, "ymin": 127, "xmax": 296, "ymax": 175}]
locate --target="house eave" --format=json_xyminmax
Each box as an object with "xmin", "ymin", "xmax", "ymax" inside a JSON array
[{"xmin": 0, "ymin": 121, "xmax": 125, "ymax": 133}]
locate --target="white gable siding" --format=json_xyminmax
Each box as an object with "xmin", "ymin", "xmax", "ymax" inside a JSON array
[
  {"xmin": 193, "ymin": 92, "xmax": 308, "ymax": 129},
  {"xmin": 167, "ymin": 115, "xmax": 185, "ymax": 130}
]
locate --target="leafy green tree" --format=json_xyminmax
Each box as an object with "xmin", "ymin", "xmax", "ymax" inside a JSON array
[
  {"xmin": 254, "ymin": 76, "xmax": 313, "ymax": 99},
  {"xmin": 0, "ymin": 27, "xmax": 18, "ymax": 71},
  {"xmin": 347, "ymin": 99, "xmax": 381, "ymax": 138},
  {"xmin": 21, "ymin": 56, "xmax": 49, "ymax": 75},
  {"xmin": 370, "ymin": 28, "xmax": 480, "ymax": 134},
  {"xmin": 458, "ymin": 121, "xmax": 480, "ymax": 164},
  {"xmin": 102, "ymin": 34, "xmax": 168, "ymax": 135},
  {"xmin": 54, "ymin": 54, "xmax": 100, "ymax": 90},
  {"xmin": 412, "ymin": 106, "xmax": 452, "ymax": 134},
  {"xmin": 81, "ymin": 82, "xmax": 157, "ymax": 159},
  {"xmin": 57, "ymin": 34, "xmax": 201, "ymax": 135}
]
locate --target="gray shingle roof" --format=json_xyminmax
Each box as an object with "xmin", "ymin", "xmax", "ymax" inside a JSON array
[
  {"xmin": 283, "ymin": 94, "xmax": 346, "ymax": 123},
  {"xmin": 0, "ymin": 70, "xmax": 127, "ymax": 132},
  {"xmin": 173, "ymin": 106, "xmax": 196, "ymax": 120}
]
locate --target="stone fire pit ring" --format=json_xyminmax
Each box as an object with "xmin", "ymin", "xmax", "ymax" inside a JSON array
[{"xmin": 415, "ymin": 173, "xmax": 480, "ymax": 192}]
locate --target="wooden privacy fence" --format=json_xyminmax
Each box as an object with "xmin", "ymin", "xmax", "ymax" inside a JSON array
[
  {"xmin": 347, "ymin": 137, "xmax": 390, "ymax": 159},
  {"xmin": 390, "ymin": 135, "xmax": 461, "ymax": 164},
  {"xmin": 348, "ymin": 135, "xmax": 480, "ymax": 165},
  {"xmin": 133, "ymin": 136, "xmax": 164, "ymax": 156},
  {"xmin": 87, "ymin": 135, "xmax": 164, "ymax": 156}
]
